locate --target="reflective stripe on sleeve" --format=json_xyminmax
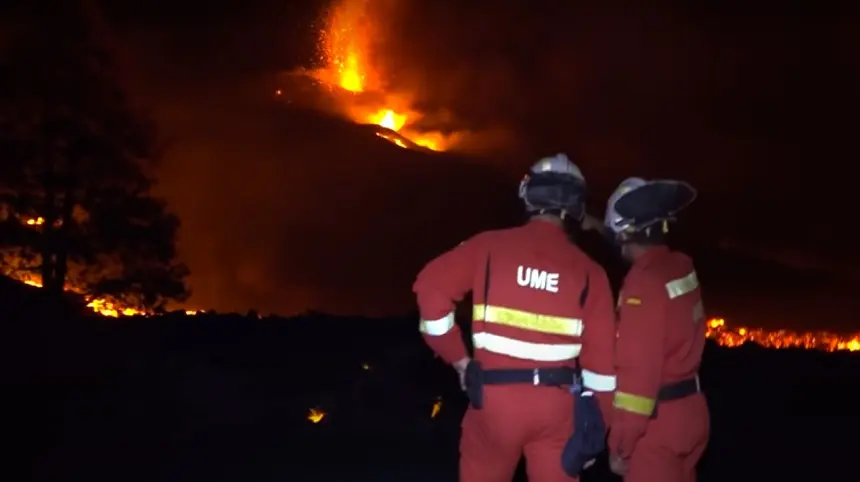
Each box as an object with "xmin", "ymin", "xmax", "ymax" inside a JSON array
[
  {"xmin": 419, "ymin": 312, "xmax": 455, "ymax": 336},
  {"xmin": 613, "ymin": 391, "xmax": 656, "ymax": 416},
  {"xmin": 582, "ymin": 369, "xmax": 617, "ymax": 392},
  {"xmin": 665, "ymin": 271, "xmax": 698, "ymax": 299},
  {"xmin": 472, "ymin": 304, "xmax": 583, "ymax": 337},
  {"xmin": 473, "ymin": 332, "xmax": 581, "ymax": 362}
]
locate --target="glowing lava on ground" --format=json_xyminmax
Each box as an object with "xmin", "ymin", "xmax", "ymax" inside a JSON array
[
  {"xmin": 705, "ymin": 318, "xmax": 860, "ymax": 352},
  {"xmin": 309, "ymin": 0, "xmax": 449, "ymax": 152},
  {"xmin": 6, "ymin": 256, "xmax": 860, "ymax": 351},
  {"xmin": 7, "ymin": 222, "xmax": 860, "ymax": 351}
]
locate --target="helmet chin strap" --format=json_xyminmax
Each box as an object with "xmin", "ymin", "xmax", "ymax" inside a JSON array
[
  {"xmin": 537, "ymin": 208, "xmax": 568, "ymax": 220},
  {"xmin": 610, "ymin": 219, "xmax": 672, "ymax": 246},
  {"xmin": 531, "ymin": 207, "xmax": 581, "ymax": 221}
]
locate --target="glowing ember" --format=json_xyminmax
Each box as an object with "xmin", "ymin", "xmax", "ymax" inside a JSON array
[
  {"xmin": 308, "ymin": 408, "xmax": 326, "ymax": 423},
  {"xmin": 705, "ymin": 318, "xmax": 860, "ymax": 352},
  {"xmin": 431, "ymin": 396, "xmax": 443, "ymax": 419},
  {"xmin": 313, "ymin": 0, "xmax": 448, "ymax": 152}
]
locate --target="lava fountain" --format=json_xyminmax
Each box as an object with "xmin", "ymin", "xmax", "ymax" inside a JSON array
[{"xmin": 311, "ymin": 0, "xmax": 450, "ymax": 152}]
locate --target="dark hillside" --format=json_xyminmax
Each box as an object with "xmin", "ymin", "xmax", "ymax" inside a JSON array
[{"xmin": 6, "ymin": 275, "xmax": 859, "ymax": 482}]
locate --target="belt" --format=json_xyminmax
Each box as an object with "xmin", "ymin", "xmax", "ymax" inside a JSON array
[
  {"xmin": 481, "ymin": 367, "xmax": 577, "ymax": 386},
  {"xmin": 657, "ymin": 375, "xmax": 701, "ymax": 401},
  {"xmin": 650, "ymin": 375, "xmax": 701, "ymax": 419}
]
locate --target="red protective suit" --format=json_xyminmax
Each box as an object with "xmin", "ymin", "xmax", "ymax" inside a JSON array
[
  {"xmin": 609, "ymin": 246, "xmax": 710, "ymax": 482},
  {"xmin": 413, "ymin": 219, "xmax": 617, "ymax": 482}
]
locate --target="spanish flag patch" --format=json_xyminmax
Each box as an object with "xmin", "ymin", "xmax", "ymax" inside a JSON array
[{"xmin": 624, "ymin": 297, "xmax": 642, "ymax": 306}]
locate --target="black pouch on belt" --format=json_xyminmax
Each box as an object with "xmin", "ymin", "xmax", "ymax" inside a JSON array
[
  {"xmin": 464, "ymin": 253, "xmax": 492, "ymax": 410},
  {"xmin": 464, "ymin": 360, "xmax": 485, "ymax": 409}
]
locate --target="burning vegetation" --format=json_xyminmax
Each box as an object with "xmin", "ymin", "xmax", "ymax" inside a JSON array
[
  {"xmin": 7, "ymin": 214, "xmax": 854, "ymax": 350},
  {"xmin": 705, "ymin": 318, "xmax": 860, "ymax": 352},
  {"xmin": 2, "ymin": 214, "xmax": 195, "ymax": 318}
]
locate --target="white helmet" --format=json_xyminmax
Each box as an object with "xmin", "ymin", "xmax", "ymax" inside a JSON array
[
  {"xmin": 604, "ymin": 177, "xmax": 697, "ymax": 242},
  {"xmin": 518, "ymin": 154, "xmax": 587, "ymax": 220},
  {"xmin": 605, "ymin": 177, "xmax": 649, "ymax": 236}
]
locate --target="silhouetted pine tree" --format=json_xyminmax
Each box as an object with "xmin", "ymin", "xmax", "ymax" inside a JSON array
[{"xmin": 0, "ymin": 0, "xmax": 189, "ymax": 311}]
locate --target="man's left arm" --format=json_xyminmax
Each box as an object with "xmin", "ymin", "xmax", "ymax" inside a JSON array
[
  {"xmin": 609, "ymin": 270, "xmax": 667, "ymax": 459},
  {"xmin": 578, "ymin": 265, "xmax": 618, "ymax": 418}
]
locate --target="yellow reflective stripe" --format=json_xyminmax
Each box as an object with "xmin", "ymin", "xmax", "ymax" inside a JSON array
[
  {"xmin": 472, "ymin": 304, "xmax": 583, "ymax": 337},
  {"xmin": 472, "ymin": 332, "xmax": 581, "ymax": 362},
  {"xmin": 613, "ymin": 391, "xmax": 656, "ymax": 416},
  {"xmin": 419, "ymin": 312, "xmax": 455, "ymax": 336},
  {"xmin": 665, "ymin": 271, "xmax": 698, "ymax": 299}
]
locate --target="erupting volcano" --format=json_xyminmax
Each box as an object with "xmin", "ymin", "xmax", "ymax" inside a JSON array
[
  {"xmin": 305, "ymin": 0, "xmax": 453, "ymax": 152},
  {"xmin": 1, "ymin": 0, "xmax": 855, "ymax": 354}
]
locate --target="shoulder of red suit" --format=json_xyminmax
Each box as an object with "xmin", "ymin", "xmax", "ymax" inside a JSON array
[
  {"xmin": 458, "ymin": 229, "xmax": 608, "ymax": 280},
  {"xmin": 637, "ymin": 251, "xmax": 695, "ymax": 279},
  {"xmin": 458, "ymin": 227, "xmax": 519, "ymax": 246}
]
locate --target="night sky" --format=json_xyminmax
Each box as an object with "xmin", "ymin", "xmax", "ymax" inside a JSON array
[{"xmin": 70, "ymin": 1, "xmax": 859, "ymax": 318}]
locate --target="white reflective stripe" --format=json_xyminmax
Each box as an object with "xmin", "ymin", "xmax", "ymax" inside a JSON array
[
  {"xmin": 419, "ymin": 312, "xmax": 455, "ymax": 336},
  {"xmin": 581, "ymin": 369, "xmax": 617, "ymax": 392},
  {"xmin": 472, "ymin": 332, "xmax": 581, "ymax": 362},
  {"xmin": 666, "ymin": 271, "xmax": 699, "ymax": 299}
]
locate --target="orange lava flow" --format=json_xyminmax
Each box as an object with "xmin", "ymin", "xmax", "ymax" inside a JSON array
[
  {"xmin": 705, "ymin": 318, "xmax": 860, "ymax": 352},
  {"xmin": 313, "ymin": 0, "xmax": 447, "ymax": 152}
]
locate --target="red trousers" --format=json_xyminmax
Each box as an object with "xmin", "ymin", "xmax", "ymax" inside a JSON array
[
  {"xmin": 460, "ymin": 385, "xmax": 577, "ymax": 482},
  {"xmin": 626, "ymin": 394, "xmax": 709, "ymax": 482}
]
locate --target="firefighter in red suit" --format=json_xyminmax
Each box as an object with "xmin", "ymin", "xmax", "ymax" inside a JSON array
[
  {"xmin": 413, "ymin": 154, "xmax": 617, "ymax": 482},
  {"xmin": 601, "ymin": 177, "xmax": 710, "ymax": 482}
]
